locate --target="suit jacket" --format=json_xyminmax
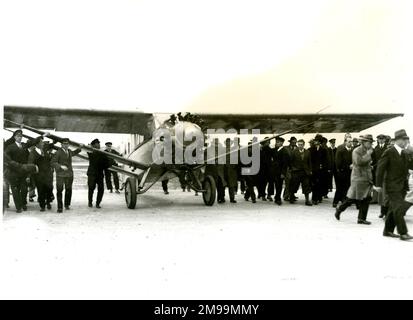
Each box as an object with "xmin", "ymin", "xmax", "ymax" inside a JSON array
[
  {"xmin": 87, "ymin": 151, "xmax": 111, "ymax": 178},
  {"xmin": 327, "ymin": 147, "xmax": 337, "ymax": 171},
  {"xmin": 335, "ymin": 145, "xmax": 353, "ymax": 174},
  {"xmin": 5, "ymin": 137, "xmax": 42, "ymax": 178},
  {"xmin": 309, "ymin": 146, "xmax": 328, "ymax": 173},
  {"xmin": 51, "ymin": 148, "xmax": 81, "ymax": 178},
  {"xmin": 290, "ymin": 149, "xmax": 312, "ymax": 176},
  {"xmin": 372, "ymin": 144, "xmax": 388, "ymax": 169},
  {"xmin": 104, "ymin": 148, "xmax": 122, "ymax": 167},
  {"xmin": 260, "ymin": 145, "xmax": 273, "ymax": 173},
  {"xmin": 28, "ymin": 148, "xmax": 54, "ymax": 184},
  {"xmin": 272, "ymin": 146, "xmax": 290, "ymax": 177},
  {"xmin": 376, "ymin": 146, "xmax": 413, "ymax": 194}
]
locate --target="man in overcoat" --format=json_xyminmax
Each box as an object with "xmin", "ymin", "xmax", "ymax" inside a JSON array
[
  {"xmin": 376, "ymin": 130, "xmax": 413, "ymax": 241},
  {"xmin": 372, "ymin": 134, "xmax": 389, "ymax": 215},
  {"xmin": 335, "ymin": 135, "xmax": 375, "ymax": 225},
  {"xmin": 333, "ymin": 137, "xmax": 353, "ymax": 207}
]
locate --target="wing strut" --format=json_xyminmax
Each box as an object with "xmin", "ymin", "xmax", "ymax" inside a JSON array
[{"xmin": 4, "ymin": 118, "xmax": 150, "ymax": 171}]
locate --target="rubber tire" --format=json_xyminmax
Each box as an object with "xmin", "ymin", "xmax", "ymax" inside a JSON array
[
  {"xmin": 125, "ymin": 177, "xmax": 137, "ymax": 209},
  {"xmin": 202, "ymin": 175, "xmax": 216, "ymax": 206}
]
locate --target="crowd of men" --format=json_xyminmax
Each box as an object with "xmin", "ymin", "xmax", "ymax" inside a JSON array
[
  {"xmin": 3, "ymin": 128, "xmax": 413, "ymax": 241},
  {"xmin": 3, "ymin": 131, "xmax": 121, "ymax": 213},
  {"xmin": 189, "ymin": 130, "xmax": 413, "ymax": 241}
]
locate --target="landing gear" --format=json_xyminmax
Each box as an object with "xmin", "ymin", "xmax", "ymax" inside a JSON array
[
  {"xmin": 202, "ymin": 175, "xmax": 216, "ymax": 206},
  {"xmin": 125, "ymin": 177, "xmax": 137, "ymax": 209}
]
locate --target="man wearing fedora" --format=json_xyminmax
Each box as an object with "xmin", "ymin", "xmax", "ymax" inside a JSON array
[
  {"xmin": 327, "ymin": 138, "xmax": 337, "ymax": 193},
  {"xmin": 87, "ymin": 139, "xmax": 110, "ymax": 208},
  {"xmin": 333, "ymin": 136, "xmax": 353, "ymax": 208},
  {"xmin": 51, "ymin": 138, "xmax": 82, "ymax": 213},
  {"xmin": 309, "ymin": 134, "xmax": 329, "ymax": 205},
  {"xmin": 335, "ymin": 134, "xmax": 375, "ymax": 225},
  {"xmin": 376, "ymin": 129, "xmax": 413, "ymax": 241}
]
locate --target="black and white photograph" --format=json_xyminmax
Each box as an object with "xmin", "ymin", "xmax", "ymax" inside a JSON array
[{"xmin": 1, "ymin": 0, "xmax": 413, "ymax": 303}]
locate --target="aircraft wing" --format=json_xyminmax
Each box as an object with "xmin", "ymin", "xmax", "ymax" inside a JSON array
[
  {"xmin": 197, "ymin": 113, "xmax": 403, "ymax": 133},
  {"xmin": 4, "ymin": 106, "xmax": 403, "ymax": 134},
  {"xmin": 3, "ymin": 105, "xmax": 154, "ymax": 135}
]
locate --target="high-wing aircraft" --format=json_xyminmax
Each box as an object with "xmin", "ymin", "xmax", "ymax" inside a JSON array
[{"xmin": 3, "ymin": 105, "xmax": 403, "ymax": 209}]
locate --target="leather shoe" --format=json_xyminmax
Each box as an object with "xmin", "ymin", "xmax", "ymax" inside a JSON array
[
  {"xmin": 57, "ymin": 209, "xmax": 63, "ymax": 213},
  {"xmin": 305, "ymin": 201, "xmax": 313, "ymax": 206},
  {"xmin": 383, "ymin": 232, "xmax": 399, "ymax": 238},
  {"xmin": 335, "ymin": 209, "xmax": 341, "ymax": 221},
  {"xmin": 400, "ymin": 234, "xmax": 413, "ymax": 241},
  {"xmin": 357, "ymin": 220, "xmax": 371, "ymax": 225},
  {"xmin": 96, "ymin": 204, "xmax": 102, "ymax": 209},
  {"xmin": 88, "ymin": 203, "xmax": 93, "ymax": 208}
]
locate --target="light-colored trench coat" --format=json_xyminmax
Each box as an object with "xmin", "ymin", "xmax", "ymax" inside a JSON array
[{"xmin": 347, "ymin": 145, "xmax": 374, "ymax": 200}]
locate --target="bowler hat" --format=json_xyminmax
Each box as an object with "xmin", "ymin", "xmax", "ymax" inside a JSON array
[
  {"xmin": 314, "ymin": 134, "xmax": 323, "ymax": 142},
  {"xmin": 377, "ymin": 134, "xmax": 386, "ymax": 139},
  {"xmin": 105, "ymin": 142, "xmax": 113, "ymax": 146},
  {"xmin": 329, "ymin": 138, "xmax": 336, "ymax": 143},
  {"xmin": 12, "ymin": 129, "xmax": 23, "ymax": 137},
  {"xmin": 394, "ymin": 129, "xmax": 409, "ymax": 140},
  {"xmin": 358, "ymin": 134, "xmax": 374, "ymax": 143},
  {"xmin": 91, "ymin": 138, "xmax": 100, "ymax": 145},
  {"xmin": 289, "ymin": 136, "xmax": 297, "ymax": 142},
  {"xmin": 275, "ymin": 136, "xmax": 285, "ymax": 142}
]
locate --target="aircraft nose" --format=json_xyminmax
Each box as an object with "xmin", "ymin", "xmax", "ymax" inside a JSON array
[{"xmin": 174, "ymin": 121, "xmax": 204, "ymax": 148}]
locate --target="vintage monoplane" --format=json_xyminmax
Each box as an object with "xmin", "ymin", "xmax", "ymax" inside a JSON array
[{"xmin": 3, "ymin": 105, "xmax": 403, "ymax": 209}]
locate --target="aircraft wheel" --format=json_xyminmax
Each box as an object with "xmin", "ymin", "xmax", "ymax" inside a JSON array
[
  {"xmin": 125, "ymin": 178, "xmax": 137, "ymax": 209},
  {"xmin": 202, "ymin": 175, "xmax": 216, "ymax": 206}
]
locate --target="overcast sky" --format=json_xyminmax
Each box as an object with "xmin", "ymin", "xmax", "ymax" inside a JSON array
[{"xmin": 1, "ymin": 0, "xmax": 412, "ymax": 141}]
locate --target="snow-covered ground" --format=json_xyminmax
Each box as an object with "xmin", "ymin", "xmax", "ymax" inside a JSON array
[{"xmin": 1, "ymin": 187, "xmax": 412, "ymax": 300}]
